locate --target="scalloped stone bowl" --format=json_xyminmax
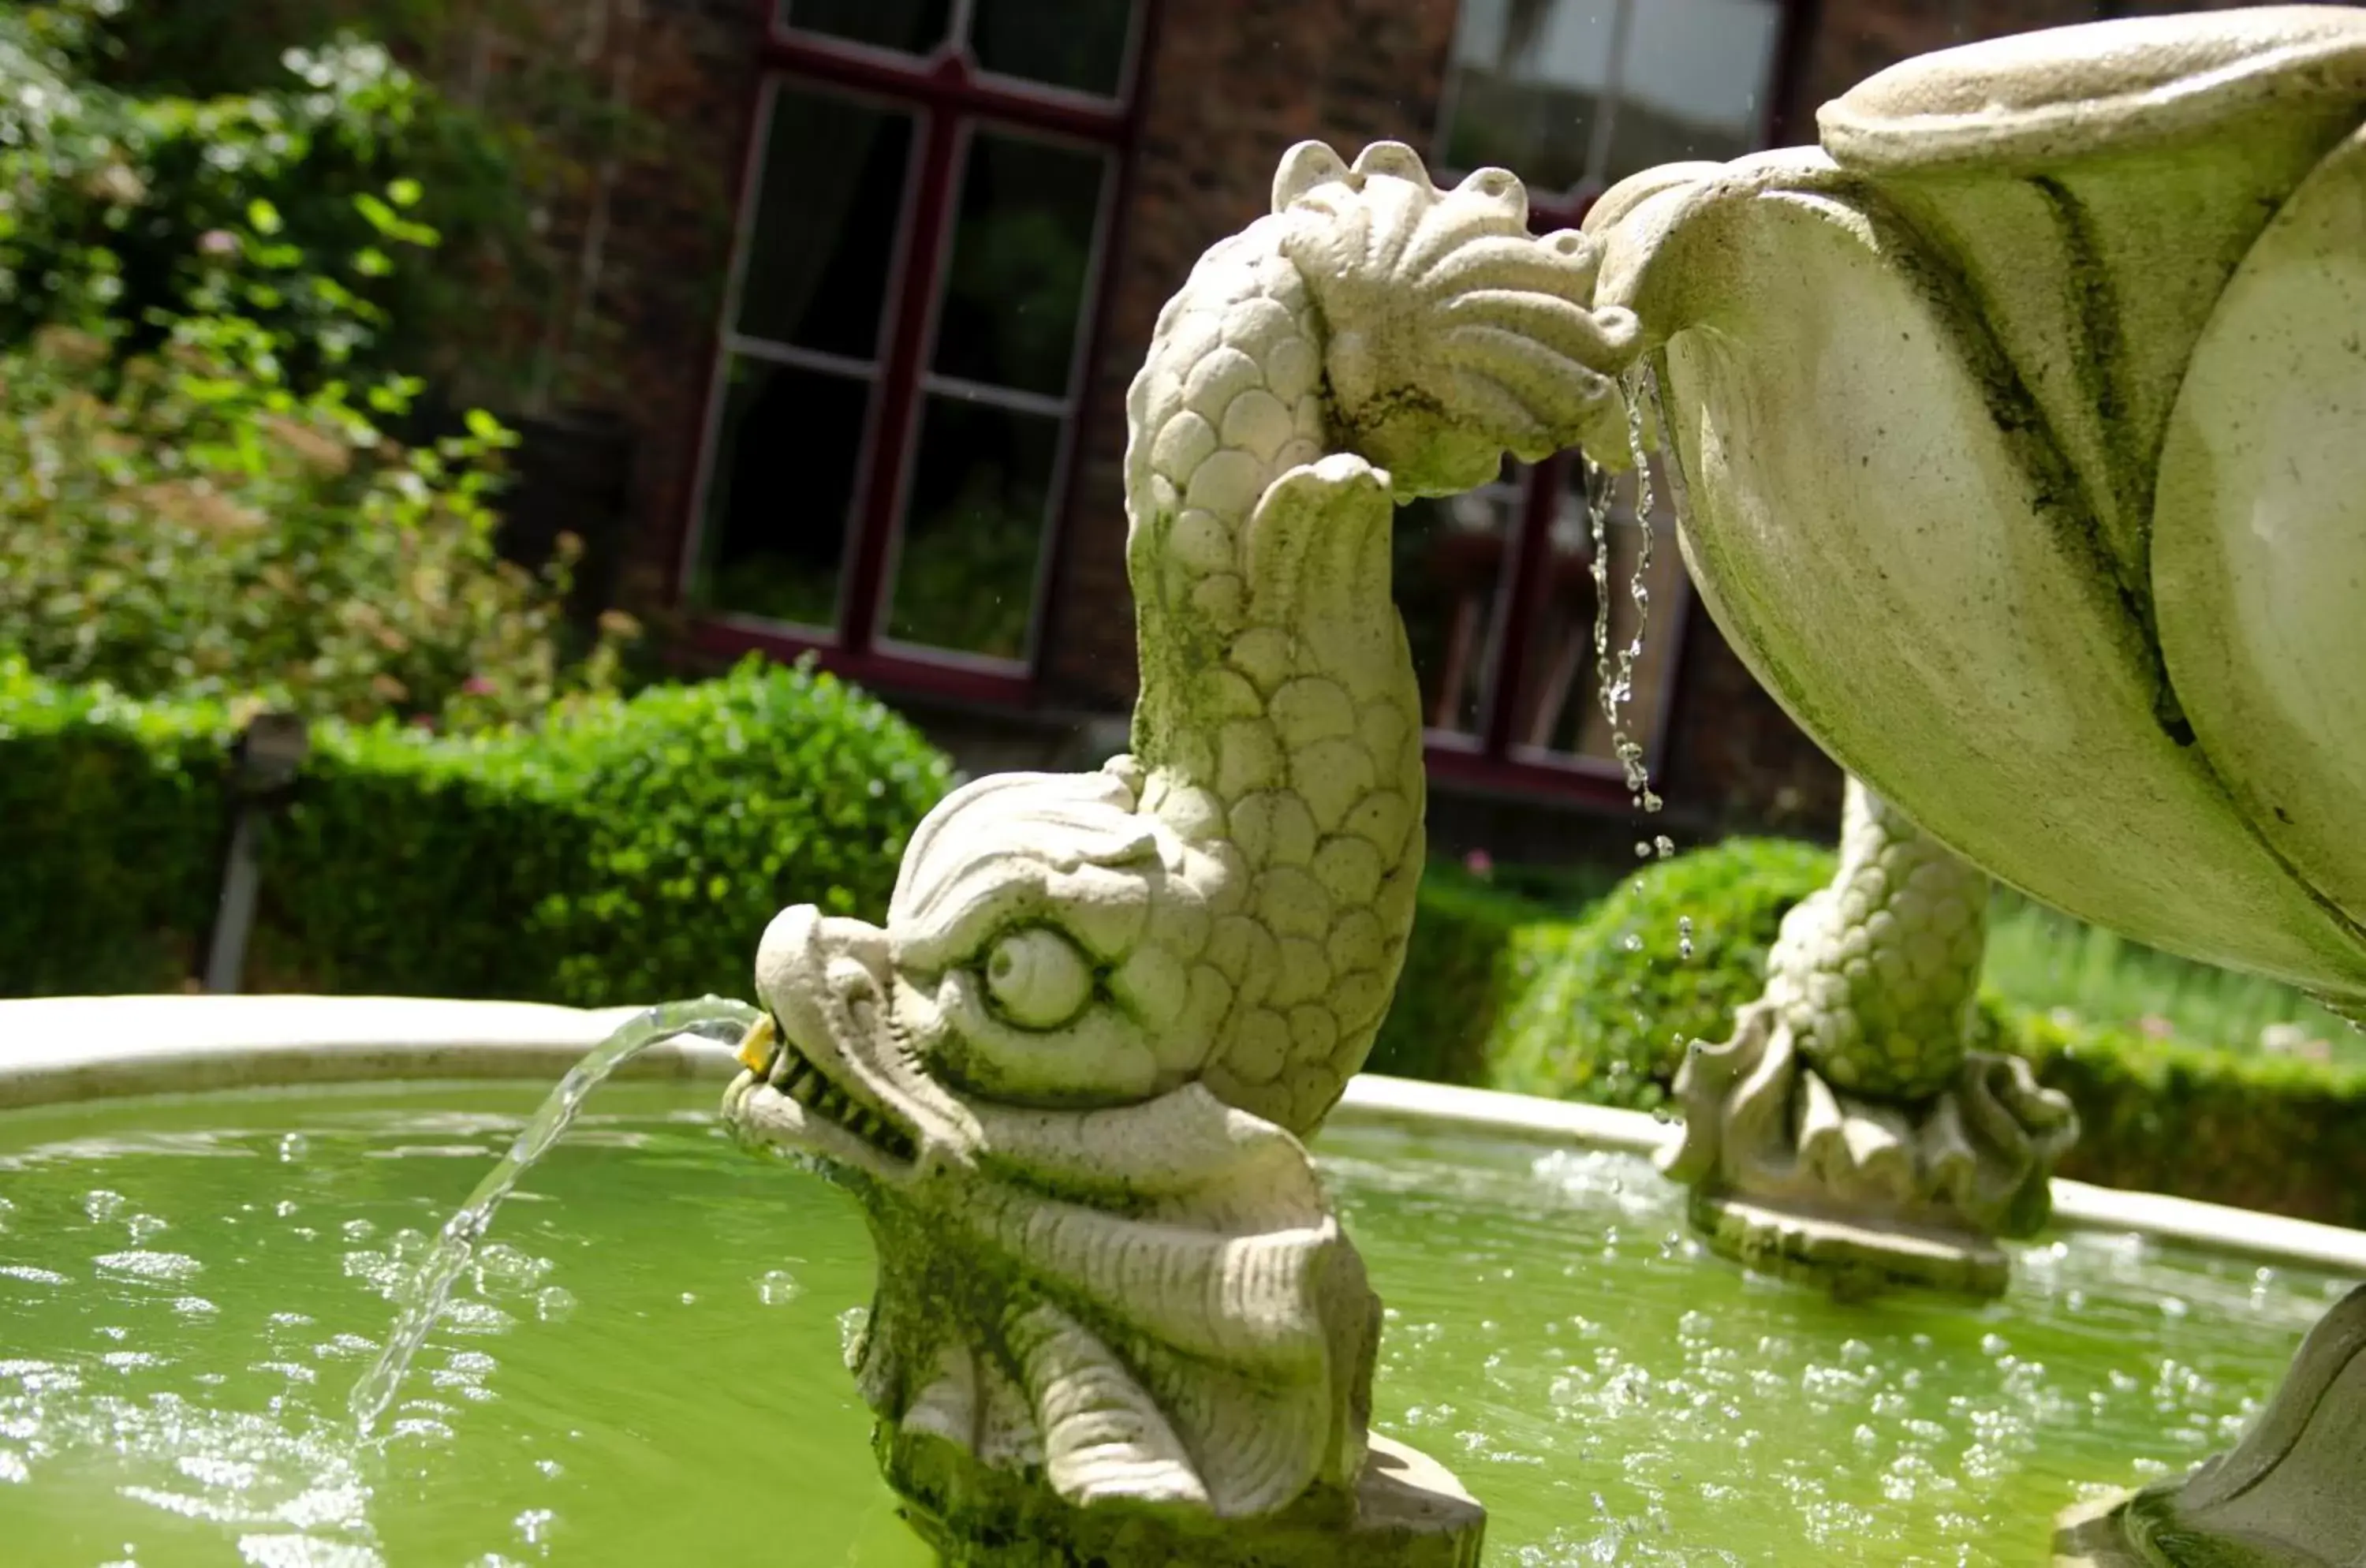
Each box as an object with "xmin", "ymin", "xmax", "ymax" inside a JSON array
[{"xmin": 1, "ymin": 995, "xmax": 2360, "ymax": 1565}]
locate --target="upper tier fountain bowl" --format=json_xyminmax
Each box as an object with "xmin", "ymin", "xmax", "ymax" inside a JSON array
[{"xmin": 0, "ymin": 995, "xmax": 2357, "ymax": 1566}]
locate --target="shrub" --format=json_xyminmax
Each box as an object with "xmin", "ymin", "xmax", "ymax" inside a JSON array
[
  {"xmin": 1366, "ymin": 866, "xmax": 1556, "ymax": 1085},
  {"xmin": 0, "ymin": 2, "xmax": 525, "ymax": 390},
  {"xmin": 0, "ymin": 4, "xmax": 629, "ymax": 734},
  {"xmin": 2007, "ymin": 1009, "xmax": 2366, "ymax": 1232},
  {"xmin": 0, "ymin": 656, "xmax": 954, "ymax": 1004},
  {"xmin": 0, "ymin": 323, "xmax": 632, "ymax": 731},
  {"xmin": 0, "ymin": 670, "xmax": 233, "ymax": 994},
  {"xmin": 1483, "ymin": 838, "xmax": 1835, "ymax": 1108},
  {"xmin": 1385, "ymin": 833, "xmax": 2366, "ymax": 1230}
]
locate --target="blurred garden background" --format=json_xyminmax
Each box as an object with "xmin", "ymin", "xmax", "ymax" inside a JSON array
[{"xmin": 3, "ymin": 0, "xmax": 2359, "ymax": 1240}]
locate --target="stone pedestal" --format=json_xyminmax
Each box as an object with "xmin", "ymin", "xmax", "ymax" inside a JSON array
[
  {"xmin": 1660, "ymin": 779, "xmax": 2077, "ymax": 1299},
  {"xmin": 890, "ymin": 1432, "xmax": 1483, "ymax": 1568},
  {"xmin": 1692, "ymin": 1192, "xmax": 2010, "ymax": 1301}
]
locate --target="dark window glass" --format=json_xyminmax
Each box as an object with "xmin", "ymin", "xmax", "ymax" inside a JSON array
[
  {"xmin": 778, "ymin": 0, "xmax": 951, "ymax": 57},
  {"xmin": 698, "ymin": 359, "xmax": 870, "ymax": 631},
  {"xmin": 1603, "ymin": 0, "xmax": 1778, "ymax": 180},
  {"xmin": 1438, "ymin": 0, "xmax": 1778, "ymax": 192},
  {"xmin": 1394, "ymin": 471, "xmax": 1524, "ymax": 737},
  {"xmin": 1440, "ymin": 0, "xmax": 1615, "ymax": 193},
  {"xmin": 736, "ymin": 89, "xmax": 917, "ymax": 359},
  {"xmin": 884, "ymin": 396, "xmax": 1061, "ymax": 659},
  {"xmin": 931, "ymin": 133, "xmax": 1106, "ymax": 398},
  {"xmin": 969, "ymin": 0, "xmax": 1136, "ymax": 98}
]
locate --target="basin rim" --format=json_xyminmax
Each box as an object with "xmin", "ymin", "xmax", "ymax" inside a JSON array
[{"xmin": 2, "ymin": 993, "xmax": 2360, "ymax": 1278}]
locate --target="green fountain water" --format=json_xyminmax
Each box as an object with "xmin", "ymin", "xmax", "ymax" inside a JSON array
[
  {"xmin": 345, "ymin": 999, "xmax": 760, "ymax": 1437},
  {"xmin": 0, "ymin": 1080, "xmax": 2340, "ymax": 1566}
]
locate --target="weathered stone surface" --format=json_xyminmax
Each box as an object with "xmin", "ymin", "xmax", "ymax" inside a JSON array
[
  {"xmin": 726, "ymin": 142, "xmax": 1639, "ymax": 1563},
  {"xmin": 1659, "ymin": 778, "xmax": 2077, "ymax": 1299},
  {"xmin": 2053, "ymin": 1286, "xmax": 2366, "ymax": 1567},
  {"xmin": 1592, "ymin": 2, "xmax": 2366, "ymax": 1547},
  {"xmin": 887, "ymin": 1432, "xmax": 1483, "ymax": 1568}
]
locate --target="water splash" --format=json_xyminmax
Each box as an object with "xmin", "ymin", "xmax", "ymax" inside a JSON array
[
  {"xmin": 346, "ymin": 996, "xmax": 761, "ymax": 1436},
  {"xmin": 1588, "ymin": 365, "xmax": 1667, "ymax": 816}
]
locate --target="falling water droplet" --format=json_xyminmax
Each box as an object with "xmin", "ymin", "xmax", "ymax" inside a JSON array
[
  {"xmin": 1585, "ymin": 371, "xmax": 1671, "ymax": 821},
  {"xmin": 84, "ymin": 1190, "xmax": 126, "ymax": 1223},
  {"xmin": 278, "ymin": 1133, "xmax": 310, "ymax": 1163},
  {"xmin": 756, "ymin": 1269, "xmax": 804, "ymax": 1307},
  {"xmin": 533, "ymin": 1286, "xmax": 577, "ymax": 1324},
  {"xmin": 1654, "ymin": 834, "xmax": 1676, "ymax": 858}
]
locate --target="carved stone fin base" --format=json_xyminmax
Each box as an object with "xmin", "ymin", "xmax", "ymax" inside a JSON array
[
  {"xmin": 1690, "ymin": 1192, "xmax": 2011, "ymax": 1301},
  {"xmin": 884, "ymin": 1430, "xmax": 1484, "ymax": 1568},
  {"xmin": 2051, "ymin": 1286, "xmax": 2366, "ymax": 1568},
  {"xmin": 2052, "ymin": 1491, "xmax": 2151, "ymax": 1566}
]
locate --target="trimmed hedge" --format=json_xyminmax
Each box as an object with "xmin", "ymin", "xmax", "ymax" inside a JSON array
[
  {"xmin": 1487, "ymin": 838, "xmax": 1835, "ymax": 1110},
  {"xmin": 2010, "ymin": 1011, "xmax": 2366, "ymax": 1231},
  {"xmin": 1370, "ymin": 838, "xmax": 2366, "ymax": 1231},
  {"xmin": 13, "ymin": 659, "xmax": 2364, "ymax": 1229},
  {"xmin": 0, "ymin": 655, "xmax": 953, "ymax": 1004},
  {"xmin": 1366, "ymin": 867, "xmax": 1554, "ymax": 1085}
]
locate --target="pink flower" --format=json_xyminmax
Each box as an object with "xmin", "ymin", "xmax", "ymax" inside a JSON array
[
  {"xmin": 409, "ymin": 713, "xmax": 437, "ymax": 730},
  {"xmin": 198, "ymin": 230, "xmax": 238, "ymax": 256},
  {"xmin": 1464, "ymin": 849, "xmax": 1495, "ymax": 877},
  {"xmin": 461, "ymin": 676, "xmax": 496, "ymax": 696}
]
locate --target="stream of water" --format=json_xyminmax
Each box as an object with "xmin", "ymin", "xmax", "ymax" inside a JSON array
[{"xmin": 344, "ymin": 996, "xmax": 762, "ymax": 1436}]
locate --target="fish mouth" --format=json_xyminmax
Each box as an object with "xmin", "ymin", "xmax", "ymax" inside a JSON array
[{"xmin": 734, "ymin": 1013, "xmax": 920, "ymax": 1165}]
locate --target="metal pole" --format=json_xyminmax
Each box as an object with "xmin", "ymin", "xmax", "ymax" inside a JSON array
[
  {"xmin": 199, "ymin": 713, "xmax": 311, "ymax": 996},
  {"xmin": 203, "ymin": 812, "xmax": 265, "ymax": 995}
]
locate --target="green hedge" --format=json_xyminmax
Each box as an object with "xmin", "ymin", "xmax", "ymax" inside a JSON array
[
  {"xmin": 0, "ymin": 656, "xmax": 953, "ymax": 1004},
  {"xmin": 1369, "ymin": 838, "xmax": 2366, "ymax": 1231},
  {"xmin": 1365, "ymin": 867, "xmax": 1553, "ymax": 1085},
  {"xmin": 2010, "ymin": 1011, "xmax": 2366, "ymax": 1231},
  {"xmin": 1487, "ymin": 838, "xmax": 1835, "ymax": 1110},
  {"xmin": 15, "ymin": 656, "xmax": 2364, "ymax": 1230}
]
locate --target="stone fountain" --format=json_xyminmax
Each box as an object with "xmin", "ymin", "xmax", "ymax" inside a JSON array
[
  {"xmin": 712, "ymin": 8, "xmax": 2366, "ymax": 1562},
  {"xmin": 722, "ymin": 141, "xmax": 1640, "ymax": 1565},
  {"xmin": 1575, "ymin": 6, "xmax": 2366, "ymax": 1562}
]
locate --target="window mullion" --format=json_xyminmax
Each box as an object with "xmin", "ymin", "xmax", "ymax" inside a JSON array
[
  {"xmin": 1585, "ymin": 0, "xmax": 1636, "ymax": 190},
  {"xmin": 841, "ymin": 109, "xmax": 965, "ymax": 655},
  {"xmin": 1480, "ymin": 454, "xmax": 1573, "ymax": 760}
]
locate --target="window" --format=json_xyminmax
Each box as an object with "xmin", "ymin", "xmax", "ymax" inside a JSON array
[
  {"xmin": 1413, "ymin": 0, "xmax": 1790, "ymax": 801},
  {"xmin": 1439, "ymin": 0, "xmax": 1785, "ymax": 199},
  {"xmin": 682, "ymin": 0, "xmax": 1140, "ymax": 693},
  {"xmin": 1395, "ymin": 452, "xmax": 1689, "ymax": 800}
]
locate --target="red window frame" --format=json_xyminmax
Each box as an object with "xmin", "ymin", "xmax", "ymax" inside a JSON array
[
  {"xmin": 670, "ymin": 2, "xmax": 1155, "ymax": 707},
  {"xmin": 1418, "ymin": 0, "xmax": 1814, "ymax": 809}
]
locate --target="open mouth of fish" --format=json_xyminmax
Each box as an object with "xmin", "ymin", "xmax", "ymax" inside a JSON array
[{"xmin": 736, "ymin": 1013, "xmax": 920, "ymax": 1163}]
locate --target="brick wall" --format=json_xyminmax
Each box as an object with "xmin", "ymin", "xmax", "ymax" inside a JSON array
[
  {"xmin": 1032, "ymin": 0, "xmax": 1853, "ymax": 846},
  {"xmin": 603, "ymin": 1, "xmax": 759, "ymax": 616},
  {"xmin": 1039, "ymin": 0, "xmax": 1465, "ymax": 710},
  {"xmin": 570, "ymin": 0, "xmax": 2325, "ymax": 853},
  {"xmin": 540, "ymin": 0, "xmax": 763, "ymax": 624}
]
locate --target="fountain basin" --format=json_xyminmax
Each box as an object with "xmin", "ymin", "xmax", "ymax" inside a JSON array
[{"xmin": 0, "ymin": 995, "xmax": 2358, "ymax": 1565}]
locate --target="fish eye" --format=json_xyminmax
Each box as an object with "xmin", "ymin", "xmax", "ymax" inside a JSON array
[{"xmin": 982, "ymin": 927, "xmax": 1095, "ymax": 1030}]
